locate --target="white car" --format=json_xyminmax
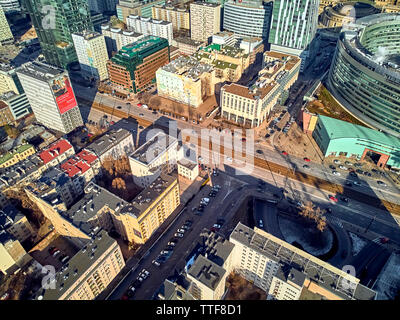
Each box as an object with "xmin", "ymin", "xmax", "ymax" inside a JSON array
[
  {"xmin": 332, "ymin": 171, "xmax": 341, "ymax": 176},
  {"xmin": 52, "ymin": 250, "xmax": 61, "ymax": 257},
  {"xmin": 142, "ymin": 104, "xmax": 148, "ymax": 109},
  {"xmin": 168, "ymin": 241, "xmax": 176, "ymax": 246},
  {"xmin": 177, "ymin": 228, "xmax": 185, "ymax": 233},
  {"xmin": 152, "ymin": 260, "xmax": 160, "ymax": 266},
  {"xmin": 137, "ymin": 276, "xmax": 144, "ymax": 282},
  {"xmin": 353, "ymin": 181, "xmax": 362, "ymax": 186},
  {"xmin": 198, "ymin": 156, "xmax": 203, "ymax": 162},
  {"xmin": 174, "ymin": 233, "xmax": 184, "ymax": 238},
  {"xmin": 339, "ymin": 165, "xmax": 347, "ymax": 170},
  {"xmin": 226, "ymin": 157, "xmax": 233, "ymax": 162},
  {"xmin": 333, "ymin": 159, "xmax": 341, "ymax": 164}
]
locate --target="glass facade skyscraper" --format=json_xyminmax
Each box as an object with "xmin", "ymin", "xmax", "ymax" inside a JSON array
[
  {"xmin": 24, "ymin": 0, "xmax": 94, "ymax": 68},
  {"xmin": 223, "ymin": 0, "xmax": 273, "ymax": 39}
]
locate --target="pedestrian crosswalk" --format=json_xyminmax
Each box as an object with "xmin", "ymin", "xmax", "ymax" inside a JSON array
[{"xmin": 372, "ymin": 237, "xmax": 381, "ymax": 244}]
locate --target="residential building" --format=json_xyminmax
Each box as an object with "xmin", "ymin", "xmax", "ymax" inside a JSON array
[
  {"xmin": 212, "ymin": 31, "xmax": 236, "ymax": 47},
  {"xmin": 71, "ymin": 31, "xmax": 109, "ymax": 81},
  {"xmin": 171, "ymin": 37, "xmax": 204, "ymax": 56},
  {"xmin": 38, "ymin": 139, "xmax": 75, "ymax": 170},
  {"xmin": 220, "ymin": 51, "xmax": 300, "ymax": 127},
  {"xmin": 129, "ymin": 132, "xmax": 178, "ymax": 188},
  {"xmin": 0, "ymin": 143, "xmax": 36, "ymax": 168},
  {"xmin": 16, "ymin": 62, "xmax": 84, "ymax": 134},
  {"xmin": 158, "ymin": 274, "xmax": 196, "ymax": 300},
  {"xmin": 60, "ymin": 149, "xmax": 101, "ymax": 186},
  {"xmin": 24, "ymin": 0, "xmax": 94, "ymax": 68},
  {"xmin": 152, "ymin": 4, "xmax": 190, "ymax": 30},
  {"xmin": 312, "ymin": 115, "xmax": 400, "ymax": 169},
  {"xmin": 0, "ymin": 6, "xmax": 13, "ymax": 45},
  {"xmin": 223, "ymin": 0, "xmax": 273, "ymax": 40},
  {"xmin": 117, "ymin": 0, "xmax": 166, "ymax": 22},
  {"xmin": 194, "ymin": 43, "xmax": 251, "ymax": 82},
  {"xmin": 101, "ymin": 23, "xmax": 144, "ymax": 55},
  {"xmin": 177, "ymin": 160, "xmax": 199, "ymax": 180},
  {"xmin": 229, "ymin": 222, "xmax": 377, "ymax": 300},
  {"xmin": 0, "ymin": 100, "xmax": 13, "ymax": 126},
  {"xmin": 156, "ymin": 55, "xmax": 216, "ymax": 108},
  {"xmin": 0, "ymin": 63, "xmax": 23, "ymax": 95},
  {"xmin": 0, "ymin": 204, "xmax": 34, "ymax": 243},
  {"xmin": 0, "ymin": 191, "xmax": 8, "ymax": 208},
  {"xmin": 107, "ymin": 36, "xmax": 170, "ymax": 93},
  {"xmin": 37, "ymin": 230, "xmax": 125, "ymax": 300},
  {"xmin": 269, "ymin": 0, "xmax": 319, "ymax": 71},
  {"xmin": 126, "ymin": 15, "xmax": 173, "ymax": 45},
  {"xmin": 0, "ymin": 230, "xmax": 31, "ymax": 275},
  {"xmin": 86, "ymin": 128, "xmax": 134, "ymax": 162},
  {"xmin": 0, "ymin": 0, "xmax": 21, "ymax": 13},
  {"xmin": 267, "ymin": 267, "xmax": 305, "ymax": 300},
  {"xmin": 0, "ymin": 91, "xmax": 32, "ymax": 121},
  {"xmin": 190, "ymin": 2, "xmax": 221, "ymax": 42}
]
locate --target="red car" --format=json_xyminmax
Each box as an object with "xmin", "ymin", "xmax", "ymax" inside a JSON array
[
  {"xmin": 241, "ymin": 137, "xmax": 246, "ymax": 142},
  {"xmin": 380, "ymin": 237, "xmax": 389, "ymax": 244},
  {"xmin": 137, "ymin": 103, "xmax": 142, "ymax": 107},
  {"xmin": 282, "ymin": 151, "xmax": 288, "ymax": 156},
  {"xmin": 329, "ymin": 195, "xmax": 338, "ymax": 202},
  {"xmin": 304, "ymin": 157, "xmax": 311, "ymax": 162}
]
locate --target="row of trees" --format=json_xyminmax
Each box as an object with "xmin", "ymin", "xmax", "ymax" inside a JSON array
[{"xmin": 298, "ymin": 201, "xmax": 327, "ymax": 232}]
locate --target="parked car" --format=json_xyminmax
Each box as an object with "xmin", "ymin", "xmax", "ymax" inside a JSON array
[
  {"xmin": 377, "ymin": 180, "xmax": 387, "ymax": 187},
  {"xmin": 177, "ymin": 228, "xmax": 185, "ymax": 233},
  {"xmin": 345, "ymin": 181, "xmax": 352, "ymax": 187},
  {"xmin": 329, "ymin": 165, "xmax": 336, "ymax": 170},
  {"xmin": 168, "ymin": 242, "xmax": 176, "ymax": 247},
  {"xmin": 152, "ymin": 260, "xmax": 160, "ymax": 266},
  {"xmin": 174, "ymin": 233, "xmax": 184, "ymax": 238},
  {"xmin": 332, "ymin": 171, "xmax": 341, "ymax": 176},
  {"xmin": 333, "ymin": 159, "xmax": 341, "ymax": 164},
  {"xmin": 303, "ymin": 157, "xmax": 311, "ymax": 162},
  {"xmin": 282, "ymin": 151, "xmax": 288, "ymax": 156},
  {"xmin": 329, "ymin": 195, "xmax": 338, "ymax": 202},
  {"xmin": 339, "ymin": 165, "xmax": 347, "ymax": 170},
  {"xmin": 303, "ymin": 164, "xmax": 310, "ymax": 169},
  {"xmin": 353, "ymin": 181, "xmax": 362, "ymax": 186},
  {"xmin": 52, "ymin": 250, "xmax": 61, "ymax": 257},
  {"xmin": 340, "ymin": 197, "xmax": 349, "ymax": 203}
]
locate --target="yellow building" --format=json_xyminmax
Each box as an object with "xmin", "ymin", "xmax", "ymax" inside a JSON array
[
  {"xmin": 38, "ymin": 230, "xmax": 125, "ymax": 300},
  {"xmin": 0, "ymin": 144, "xmax": 36, "ymax": 168},
  {"xmin": 0, "ymin": 64, "xmax": 21, "ymax": 95},
  {"xmin": 152, "ymin": 4, "xmax": 190, "ymax": 30},
  {"xmin": 190, "ymin": 2, "xmax": 221, "ymax": 42}
]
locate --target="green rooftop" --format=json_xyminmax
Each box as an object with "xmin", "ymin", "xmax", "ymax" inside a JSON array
[
  {"xmin": 318, "ymin": 115, "xmax": 400, "ymax": 148},
  {"xmin": 0, "ymin": 144, "xmax": 34, "ymax": 165},
  {"xmin": 213, "ymin": 60, "xmax": 238, "ymax": 70}
]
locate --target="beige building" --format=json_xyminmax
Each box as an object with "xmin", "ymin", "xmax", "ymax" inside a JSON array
[
  {"xmin": 0, "ymin": 63, "xmax": 21, "ymax": 95},
  {"xmin": 229, "ymin": 223, "xmax": 377, "ymax": 300},
  {"xmin": 156, "ymin": 55, "xmax": 216, "ymax": 108},
  {"xmin": 177, "ymin": 159, "xmax": 199, "ymax": 180},
  {"xmin": 72, "ymin": 31, "xmax": 109, "ymax": 81},
  {"xmin": 152, "ymin": 4, "xmax": 190, "ymax": 30},
  {"xmin": 0, "ymin": 230, "xmax": 31, "ymax": 275},
  {"xmin": 129, "ymin": 132, "xmax": 178, "ymax": 188},
  {"xmin": 101, "ymin": 24, "xmax": 144, "ymax": 55},
  {"xmin": 220, "ymin": 51, "xmax": 301, "ymax": 127},
  {"xmin": 190, "ymin": 2, "xmax": 221, "ymax": 42},
  {"xmin": 0, "ymin": 144, "xmax": 36, "ymax": 168},
  {"xmin": 0, "ymin": 7, "xmax": 13, "ymax": 46},
  {"xmin": 38, "ymin": 230, "xmax": 125, "ymax": 300},
  {"xmin": 172, "ymin": 37, "xmax": 204, "ymax": 56},
  {"xmin": 0, "ymin": 205, "xmax": 34, "ymax": 243}
]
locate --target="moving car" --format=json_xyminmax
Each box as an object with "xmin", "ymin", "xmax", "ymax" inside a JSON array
[
  {"xmin": 332, "ymin": 171, "xmax": 341, "ymax": 176},
  {"xmin": 377, "ymin": 181, "xmax": 387, "ymax": 187},
  {"xmin": 282, "ymin": 151, "xmax": 288, "ymax": 156},
  {"xmin": 329, "ymin": 195, "xmax": 338, "ymax": 202},
  {"xmin": 303, "ymin": 157, "xmax": 311, "ymax": 162}
]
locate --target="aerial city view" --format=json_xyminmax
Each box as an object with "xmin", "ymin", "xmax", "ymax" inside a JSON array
[{"xmin": 0, "ymin": 0, "xmax": 399, "ymax": 308}]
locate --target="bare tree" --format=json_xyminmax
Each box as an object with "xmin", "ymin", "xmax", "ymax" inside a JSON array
[{"xmin": 298, "ymin": 201, "xmax": 327, "ymax": 232}]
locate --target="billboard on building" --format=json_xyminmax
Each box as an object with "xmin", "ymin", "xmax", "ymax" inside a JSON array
[{"xmin": 51, "ymin": 75, "xmax": 77, "ymax": 114}]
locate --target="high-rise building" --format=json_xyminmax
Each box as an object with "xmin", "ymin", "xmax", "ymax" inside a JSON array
[
  {"xmin": 88, "ymin": 0, "xmax": 118, "ymax": 13},
  {"xmin": 0, "ymin": 91, "xmax": 32, "ymax": 121},
  {"xmin": 268, "ymin": 0, "xmax": 319, "ymax": 71},
  {"xmin": 72, "ymin": 31, "xmax": 109, "ymax": 81},
  {"xmin": 126, "ymin": 15, "xmax": 173, "ymax": 45},
  {"xmin": 0, "ymin": 6, "xmax": 13, "ymax": 45},
  {"xmin": 0, "ymin": 0, "xmax": 21, "ymax": 13},
  {"xmin": 117, "ymin": 0, "xmax": 166, "ymax": 21},
  {"xmin": 24, "ymin": 0, "xmax": 94, "ymax": 68},
  {"xmin": 223, "ymin": 0, "xmax": 273, "ymax": 39},
  {"xmin": 107, "ymin": 35, "xmax": 170, "ymax": 93},
  {"xmin": 190, "ymin": 2, "xmax": 221, "ymax": 42},
  {"xmin": 152, "ymin": 4, "xmax": 190, "ymax": 30},
  {"xmin": 101, "ymin": 23, "xmax": 144, "ymax": 55},
  {"xmin": 16, "ymin": 62, "xmax": 84, "ymax": 134},
  {"xmin": 0, "ymin": 63, "xmax": 23, "ymax": 95}
]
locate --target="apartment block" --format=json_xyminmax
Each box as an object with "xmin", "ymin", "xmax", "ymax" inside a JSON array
[
  {"xmin": 220, "ymin": 51, "xmax": 300, "ymax": 127},
  {"xmin": 190, "ymin": 2, "xmax": 221, "ymax": 42},
  {"xmin": 0, "ymin": 100, "xmax": 13, "ymax": 126},
  {"xmin": 194, "ymin": 43, "xmax": 251, "ymax": 82},
  {"xmin": 229, "ymin": 223, "xmax": 376, "ymax": 300},
  {"xmin": 0, "ymin": 91, "xmax": 32, "ymax": 121},
  {"xmin": 0, "ymin": 6, "xmax": 13, "ymax": 45},
  {"xmin": 0, "ymin": 143, "xmax": 36, "ymax": 168},
  {"xmin": 16, "ymin": 62, "xmax": 84, "ymax": 134},
  {"xmin": 101, "ymin": 23, "xmax": 144, "ymax": 55},
  {"xmin": 156, "ymin": 55, "xmax": 216, "ymax": 108},
  {"xmin": 126, "ymin": 15, "xmax": 173, "ymax": 45},
  {"xmin": 117, "ymin": 0, "xmax": 166, "ymax": 22},
  {"xmin": 38, "ymin": 138, "xmax": 75, "ymax": 170},
  {"xmin": 129, "ymin": 132, "xmax": 178, "ymax": 188},
  {"xmin": 71, "ymin": 31, "xmax": 109, "ymax": 81},
  {"xmin": 0, "ymin": 204, "xmax": 34, "ymax": 243},
  {"xmin": 0, "ymin": 191, "xmax": 8, "ymax": 209},
  {"xmin": 0, "ymin": 230, "xmax": 31, "ymax": 275},
  {"xmin": 177, "ymin": 160, "xmax": 199, "ymax": 180},
  {"xmin": 0, "ymin": 63, "xmax": 23, "ymax": 95},
  {"xmin": 86, "ymin": 128, "xmax": 134, "ymax": 162},
  {"xmin": 107, "ymin": 36, "xmax": 170, "ymax": 93},
  {"xmin": 37, "ymin": 230, "xmax": 125, "ymax": 300},
  {"xmin": 171, "ymin": 37, "xmax": 204, "ymax": 56},
  {"xmin": 152, "ymin": 4, "xmax": 190, "ymax": 30}
]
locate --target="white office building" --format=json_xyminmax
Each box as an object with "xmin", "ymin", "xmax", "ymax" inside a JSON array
[
  {"xmin": 101, "ymin": 23, "xmax": 144, "ymax": 54},
  {"xmin": 126, "ymin": 15, "xmax": 173, "ymax": 45},
  {"xmin": 72, "ymin": 30, "xmax": 109, "ymax": 81},
  {"xmin": 16, "ymin": 62, "xmax": 83, "ymax": 134}
]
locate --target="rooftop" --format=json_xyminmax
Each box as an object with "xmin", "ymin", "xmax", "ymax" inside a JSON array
[
  {"xmin": 174, "ymin": 36, "xmax": 204, "ymax": 47},
  {"xmin": 130, "ymin": 132, "xmax": 177, "ymax": 165},
  {"xmin": 72, "ymin": 30, "xmax": 103, "ymax": 41},
  {"xmin": 160, "ymin": 55, "xmax": 214, "ymax": 80},
  {"xmin": 0, "ymin": 155, "xmax": 42, "ymax": 187},
  {"xmin": 127, "ymin": 15, "xmax": 172, "ymax": 26},
  {"xmin": 178, "ymin": 160, "xmax": 197, "ymax": 170},
  {"xmin": 0, "ymin": 204, "xmax": 24, "ymax": 230},
  {"xmin": 60, "ymin": 149, "xmax": 98, "ymax": 178},
  {"xmin": 39, "ymin": 230, "xmax": 117, "ymax": 300},
  {"xmin": 317, "ymin": 115, "xmax": 400, "ymax": 149},
  {"xmin": 16, "ymin": 61, "xmax": 65, "ymax": 82},
  {"xmin": 86, "ymin": 128, "xmax": 132, "ymax": 157},
  {"xmin": 0, "ymin": 144, "xmax": 34, "ymax": 165},
  {"xmin": 230, "ymin": 223, "xmax": 376, "ymax": 300},
  {"xmin": 191, "ymin": 2, "xmax": 220, "ymax": 8},
  {"xmin": 188, "ymin": 254, "xmax": 226, "ymax": 290},
  {"xmin": 275, "ymin": 265, "xmax": 307, "ymax": 288},
  {"xmin": 38, "ymin": 139, "xmax": 74, "ymax": 164},
  {"xmin": 222, "ymin": 82, "xmax": 276, "ymax": 100},
  {"xmin": 113, "ymin": 35, "xmax": 168, "ymax": 60}
]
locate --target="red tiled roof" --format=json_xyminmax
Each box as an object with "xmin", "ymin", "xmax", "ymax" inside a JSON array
[
  {"xmin": 39, "ymin": 139, "xmax": 73, "ymax": 164},
  {"xmin": 59, "ymin": 149, "xmax": 97, "ymax": 178},
  {"xmin": 77, "ymin": 149, "xmax": 98, "ymax": 165}
]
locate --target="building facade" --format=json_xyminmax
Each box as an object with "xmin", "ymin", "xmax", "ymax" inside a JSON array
[
  {"xmin": 152, "ymin": 4, "xmax": 190, "ymax": 30},
  {"xmin": 0, "ymin": 230, "xmax": 30, "ymax": 275},
  {"xmin": 24, "ymin": 0, "xmax": 94, "ymax": 68},
  {"xmin": 117, "ymin": 0, "xmax": 166, "ymax": 21},
  {"xmin": 126, "ymin": 15, "xmax": 173, "ymax": 45},
  {"xmin": 16, "ymin": 62, "xmax": 83, "ymax": 134},
  {"xmin": 223, "ymin": 0, "xmax": 273, "ymax": 39},
  {"xmin": 0, "ymin": 205, "xmax": 34, "ymax": 243},
  {"xmin": 190, "ymin": 2, "xmax": 221, "ymax": 42},
  {"xmin": 107, "ymin": 36, "xmax": 170, "ymax": 93},
  {"xmin": 0, "ymin": 91, "xmax": 32, "ymax": 121},
  {"xmin": 0, "ymin": 6, "xmax": 13, "ymax": 45},
  {"xmin": 0, "ymin": 63, "xmax": 23, "ymax": 95},
  {"xmin": 101, "ymin": 23, "xmax": 144, "ymax": 55},
  {"xmin": 0, "ymin": 100, "xmax": 13, "ymax": 126},
  {"xmin": 72, "ymin": 31, "xmax": 109, "ymax": 81},
  {"xmin": 327, "ymin": 14, "xmax": 400, "ymax": 138},
  {"xmin": 0, "ymin": 144, "xmax": 36, "ymax": 168}
]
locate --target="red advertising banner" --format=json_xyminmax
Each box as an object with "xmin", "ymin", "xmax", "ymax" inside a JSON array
[{"xmin": 51, "ymin": 76, "xmax": 77, "ymax": 114}]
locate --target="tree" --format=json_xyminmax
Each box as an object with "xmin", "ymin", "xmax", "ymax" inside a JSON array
[
  {"xmin": 151, "ymin": 97, "xmax": 161, "ymax": 110},
  {"xmin": 298, "ymin": 201, "xmax": 327, "ymax": 232},
  {"xmin": 112, "ymin": 177, "xmax": 126, "ymax": 190},
  {"xmin": 176, "ymin": 104, "xmax": 184, "ymax": 116},
  {"xmin": 4, "ymin": 125, "xmax": 19, "ymax": 139}
]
